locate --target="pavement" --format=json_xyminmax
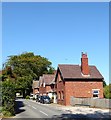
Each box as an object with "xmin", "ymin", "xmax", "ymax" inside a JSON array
[
  {"xmin": 32, "ymin": 99, "xmax": 111, "ymax": 119},
  {"xmin": 50, "ymin": 104, "xmax": 111, "ymax": 118}
]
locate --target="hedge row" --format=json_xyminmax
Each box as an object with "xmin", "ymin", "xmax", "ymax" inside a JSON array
[{"xmin": 2, "ymin": 79, "xmax": 16, "ymax": 116}]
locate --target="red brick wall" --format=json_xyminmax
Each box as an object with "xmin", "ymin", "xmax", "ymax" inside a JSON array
[
  {"xmin": 56, "ymin": 71, "xmax": 103, "ymax": 106},
  {"xmin": 46, "ymin": 85, "xmax": 52, "ymax": 92},
  {"xmin": 39, "ymin": 86, "xmax": 46, "ymax": 95},
  {"xmin": 39, "ymin": 85, "xmax": 53, "ymax": 95},
  {"xmin": 57, "ymin": 81, "xmax": 66, "ymax": 105},
  {"xmin": 65, "ymin": 80, "xmax": 103, "ymax": 105},
  {"xmin": 33, "ymin": 88, "xmax": 39, "ymax": 94},
  {"xmin": 56, "ymin": 72, "xmax": 66, "ymax": 105}
]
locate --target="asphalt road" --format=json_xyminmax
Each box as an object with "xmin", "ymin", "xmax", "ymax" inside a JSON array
[
  {"xmin": 1, "ymin": 99, "xmax": 110, "ymax": 120},
  {"xmin": 14, "ymin": 99, "xmax": 70, "ymax": 119}
]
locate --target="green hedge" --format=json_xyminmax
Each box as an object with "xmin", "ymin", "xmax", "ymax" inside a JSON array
[{"xmin": 2, "ymin": 79, "xmax": 16, "ymax": 116}]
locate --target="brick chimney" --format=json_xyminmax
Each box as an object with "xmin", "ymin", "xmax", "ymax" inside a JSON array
[{"xmin": 81, "ymin": 52, "xmax": 89, "ymax": 75}]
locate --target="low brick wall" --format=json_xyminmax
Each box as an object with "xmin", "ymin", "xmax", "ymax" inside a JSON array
[{"xmin": 70, "ymin": 97, "xmax": 111, "ymax": 109}]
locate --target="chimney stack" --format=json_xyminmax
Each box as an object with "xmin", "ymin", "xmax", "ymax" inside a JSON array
[{"xmin": 81, "ymin": 52, "xmax": 89, "ymax": 75}]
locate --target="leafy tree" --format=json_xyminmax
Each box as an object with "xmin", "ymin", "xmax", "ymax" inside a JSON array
[
  {"xmin": 4, "ymin": 52, "xmax": 54, "ymax": 97},
  {"xmin": 104, "ymin": 84, "xmax": 111, "ymax": 99},
  {"xmin": 103, "ymin": 80, "xmax": 107, "ymax": 87}
]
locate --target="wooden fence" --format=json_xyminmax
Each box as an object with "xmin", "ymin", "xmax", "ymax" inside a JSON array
[{"xmin": 70, "ymin": 97, "xmax": 111, "ymax": 109}]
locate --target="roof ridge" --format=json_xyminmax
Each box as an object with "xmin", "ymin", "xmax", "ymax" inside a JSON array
[
  {"xmin": 58, "ymin": 64, "xmax": 103, "ymax": 79},
  {"xmin": 58, "ymin": 64, "xmax": 96, "ymax": 66},
  {"xmin": 58, "ymin": 64, "xmax": 79, "ymax": 66}
]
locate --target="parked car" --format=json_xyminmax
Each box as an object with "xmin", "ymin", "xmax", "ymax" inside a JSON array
[
  {"xmin": 44, "ymin": 96, "xmax": 51, "ymax": 104},
  {"xmin": 40, "ymin": 96, "xmax": 44, "ymax": 103},
  {"xmin": 30, "ymin": 94, "xmax": 34, "ymax": 99},
  {"xmin": 40, "ymin": 95, "xmax": 50, "ymax": 104},
  {"xmin": 36, "ymin": 95, "xmax": 41, "ymax": 102}
]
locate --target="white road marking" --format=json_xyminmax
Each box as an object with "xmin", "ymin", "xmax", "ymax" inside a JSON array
[
  {"xmin": 32, "ymin": 106, "xmax": 37, "ymax": 109},
  {"xmin": 39, "ymin": 110, "xmax": 48, "ymax": 116},
  {"xmin": 28, "ymin": 104, "xmax": 31, "ymax": 107}
]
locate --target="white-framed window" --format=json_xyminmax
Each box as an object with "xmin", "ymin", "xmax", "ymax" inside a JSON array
[{"xmin": 92, "ymin": 89, "xmax": 99, "ymax": 98}]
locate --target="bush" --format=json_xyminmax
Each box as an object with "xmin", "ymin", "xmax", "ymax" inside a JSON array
[
  {"xmin": 104, "ymin": 84, "xmax": 111, "ymax": 99},
  {"xmin": 2, "ymin": 79, "xmax": 15, "ymax": 116},
  {"xmin": 25, "ymin": 95, "xmax": 30, "ymax": 99},
  {"xmin": 2, "ymin": 110, "xmax": 12, "ymax": 117}
]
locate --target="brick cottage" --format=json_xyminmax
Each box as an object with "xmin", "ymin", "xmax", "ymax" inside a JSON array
[
  {"xmin": 55, "ymin": 52, "xmax": 104, "ymax": 106},
  {"xmin": 32, "ymin": 80, "xmax": 39, "ymax": 98},
  {"xmin": 39, "ymin": 74, "xmax": 55, "ymax": 98}
]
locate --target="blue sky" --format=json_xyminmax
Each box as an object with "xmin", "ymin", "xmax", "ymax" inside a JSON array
[{"xmin": 2, "ymin": 2, "xmax": 109, "ymax": 84}]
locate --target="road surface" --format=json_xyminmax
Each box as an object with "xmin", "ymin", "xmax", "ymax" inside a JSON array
[
  {"xmin": 14, "ymin": 99, "xmax": 67, "ymax": 118},
  {"xmin": 2, "ymin": 99, "xmax": 111, "ymax": 119}
]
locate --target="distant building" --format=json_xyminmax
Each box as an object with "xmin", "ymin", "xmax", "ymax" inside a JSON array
[
  {"xmin": 32, "ymin": 80, "xmax": 39, "ymax": 98},
  {"xmin": 39, "ymin": 74, "xmax": 55, "ymax": 99}
]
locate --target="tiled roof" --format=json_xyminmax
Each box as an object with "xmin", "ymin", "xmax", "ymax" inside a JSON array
[
  {"xmin": 32, "ymin": 80, "xmax": 39, "ymax": 88},
  {"xmin": 43, "ymin": 74, "xmax": 55, "ymax": 85},
  {"xmin": 58, "ymin": 64, "xmax": 103, "ymax": 79},
  {"xmin": 49, "ymin": 78, "xmax": 55, "ymax": 85}
]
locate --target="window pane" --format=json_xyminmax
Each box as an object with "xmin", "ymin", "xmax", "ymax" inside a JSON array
[
  {"xmin": 93, "ymin": 94, "xmax": 98, "ymax": 97},
  {"xmin": 93, "ymin": 90, "xmax": 98, "ymax": 94}
]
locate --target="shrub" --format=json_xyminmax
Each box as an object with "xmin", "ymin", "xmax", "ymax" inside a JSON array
[
  {"xmin": 104, "ymin": 84, "xmax": 111, "ymax": 99},
  {"xmin": 25, "ymin": 95, "xmax": 30, "ymax": 99},
  {"xmin": 2, "ymin": 110, "xmax": 12, "ymax": 117},
  {"xmin": 2, "ymin": 79, "xmax": 15, "ymax": 116}
]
